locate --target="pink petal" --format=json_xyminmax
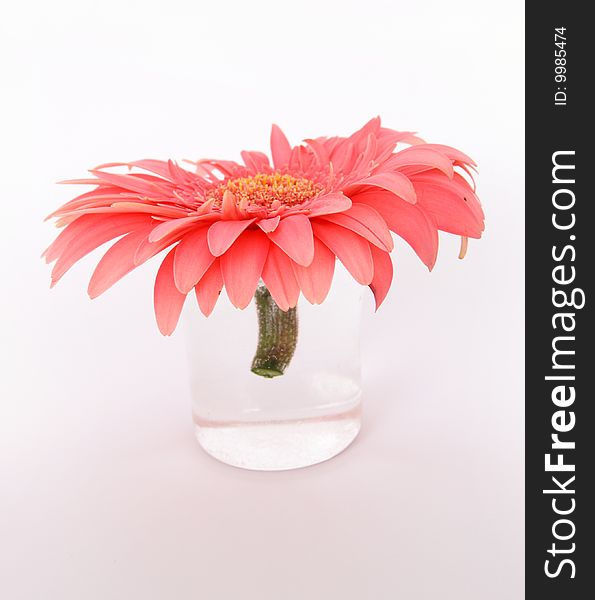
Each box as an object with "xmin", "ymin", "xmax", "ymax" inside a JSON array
[
  {"xmin": 412, "ymin": 173, "xmax": 484, "ymax": 238},
  {"xmin": 89, "ymin": 170, "xmax": 170, "ymax": 196},
  {"xmin": 369, "ymin": 245, "xmax": 394, "ymax": 310},
  {"xmin": 173, "ymin": 227, "xmax": 216, "ymax": 294},
  {"xmin": 241, "ymin": 150, "xmax": 271, "ymax": 172},
  {"xmin": 117, "ymin": 202, "xmax": 187, "ymax": 218},
  {"xmin": 87, "ymin": 225, "xmax": 154, "ymax": 298},
  {"xmin": 58, "ymin": 178, "xmax": 111, "ymax": 186},
  {"xmin": 121, "ymin": 159, "xmax": 174, "ymax": 179},
  {"xmin": 45, "ymin": 186, "xmax": 131, "ymax": 219},
  {"xmin": 196, "ymin": 159, "xmax": 242, "ymax": 178},
  {"xmin": 351, "ymin": 134, "xmax": 377, "ymax": 177},
  {"xmin": 207, "ymin": 218, "xmax": 256, "ymax": 256},
  {"xmin": 154, "ymin": 247, "xmax": 187, "ymax": 336},
  {"xmin": 56, "ymin": 203, "xmax": 190, "ymax": 221},
  {"xmin": 134, "ymin": 227, "xmax": 187, "ymax": 265},
  {"xmin": 311, "ymin": 221, "xmax": 373, "ymax": 285},
  {"xmin": 348, "ymin": 172, "xmax": 417, "ymax": 204},
  {"xmin": 288, "ymin": 145, "xmax": 314, "ymax": 173},
  {"xmin": 261, "ymin": 244, "xmax": 300, "ymax": 311},
  {"xmin": 291, "ymin": 237, "xmax": 335, "ymax": 304},
  {"xmin": 220, "ymin": 230, "xmax": 270, "ymax": 309},
  {"xmin": 195, "ymin": 198, "xmax": 216, "ymax": 216},
  {"xmin": 348, "ymin": 116, "xmax": 381, "ymax": 147},
  {"xmin": 451, "ymin": 173, "xmax": 484, "ymax": 223},
  {"xmin": 380, "ymin": 146, "xmax": 454, "ymax": 179},
  {"xmin": 374, "ymin": 130, "xmax": 407, "ymax": 162},
  {"xmin": 50, "ymin": 215, "xmax": 154, "ymax": 284},
  {"xmin": 307, "ymin": 192, "xmax": 352, "ymax": 217},
  {"xmin": 304, "ymin": 138, "xmax": 330, "ymax": 167},
  {"xmin": 330, "ymin": 140, "xmax": 356, "ymax": 172},
  {"xmin": 400, "ymin": 133, "xmax": 426, "ymax": 145},
  {"xmin": 194, "ymin": 259, "xmax": 223, "ymax": 317},
  {"xmin": 320, "ymin": 203, "xmax": 393, "ymax": 251},
  {"xmin": 221, "ymin": 190, "xmax": 242, "ymax": 220},
  {"xmin": 149, "ymin": 216, "xmax": 205, "ymax": 242},
  {"xmin": 44, "ymin": 213, "xmax": 151, "ymax": 264},
  {"xmin": 257, "ymin": 215, "xmax": 280, "ymax": 233},
  {"xmin": 267, "ymin": 214, "xmax": 314, "ymax": 267},
  {"xmin": 353, "ymin": 190, "xmax": 438, "ymax": 269},
  {"xmin": 166, "ymin": 160, "xmax": 197, "ymax": 185},
  {"xmin": 270, "ymin": 124, "xmax": 292, "ymax": 170},
  {"xmin": 420, "ymin": 144, "xmax": 477, "ymax": 167}
]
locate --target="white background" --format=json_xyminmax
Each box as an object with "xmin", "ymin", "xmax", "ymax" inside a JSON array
[{"xmin": 1, "ymin": 1, "xmax": 524, "ymax": 598}]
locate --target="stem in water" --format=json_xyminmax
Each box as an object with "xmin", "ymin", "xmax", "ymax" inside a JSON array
[{"xmin": 251, "ymin": 285, "xmax": 298, "ymax": 378}]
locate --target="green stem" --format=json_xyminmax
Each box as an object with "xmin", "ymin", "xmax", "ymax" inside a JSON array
[{"xmin": 251, "ymin": 285, "xmax": 298, "ymax": 378}]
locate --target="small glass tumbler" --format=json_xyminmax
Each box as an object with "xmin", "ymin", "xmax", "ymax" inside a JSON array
[{"xmin": 184, "ymin": 265, "xmax": 363, "ymax": 471}]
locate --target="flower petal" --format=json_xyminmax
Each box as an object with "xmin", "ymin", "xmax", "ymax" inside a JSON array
[
  {"xmin": 291, "ymin": 237, "xmax": 335, "ymax": 304},
  {"xmin": 304, "ymin": 138, "xmax": 330, "ymax": 167},
  {"xmin": 270, "ymin": 124, "xmax": 292, "ymax": 170},
  {"xmin": 87, "ymin": 225, "xmax": 154, "ymax": 298},
  {"xmin": 56, "ymin": 203, "xmax": 190, "ymax": 221},
  {"xmin": 45, "ymin": 186, "xmax": 133, "ymax": 220},
  {"xmin": 44, "ymin": 213, "xmax": 151, "ymax": 264},
  {"xmin": 89, "ymin": 170, "xmax": 170, "ymax": 196},
  {"xmin": 348, "ymin": 116, "xmax": 381, "ymax": 147},
  {"xmin": 50, "ymin": 215, "xmax": 154, "ymax": 284},
  {"xmin": 330, "ymin": 140, "xmax": 356, "ymax": 173},
  {"xmin": 257, "ymin": 215, "xmax": 280, "ymax": 233},
  {"xmin": 221, "ymin": 190, "xmax": 243, "ymax": 220},
  {"xmin": 149, "ymin": 216, "xmax": 204, "ymax": 242},
  {"xmin": 380, "ymin": 146, "xmax": 454, "ymax": 179},
  {"xmin": 412, "ymin": 172, "xmax": 484, "ymax": 238},
  {"xmin": 194, "ymin": 259, "xmax": 224, "ymax": 317},
  {"xmin": 261, "ymin": 244, "xmax": 300, "ymax": 311},
  {"xmin": 134, "ymin": 228, "xmax": 186, "ymax": 265},
  {"xmin": 267, "ymin": 214, "xmax": 314, "ymax": 267},
  {"xmin": 118, "ymin": 159, "xmax": 174, "ymax": 179},
  {"xmin": 173, "ymin": 226, "xmax": 216, "ymax": 294},
  {"xmin": 241, "ymin": 150, "xmax": 271, "ymax": 173},
  {"xmin": 353, "ymin": 190, "xmax": 438, "ymax": 269},
  {"xmin": 154, "ymin": 247, "xmax": 186, "ymax": 336},
  {"xmin": 369, "ymin": 245, "xmax": 394, "ymax": 310},
  {"xmin": 207, "ymin": 218, "xmax": 256, "ymax": 256},
  {"xmin": 220, "ymin": 230, "xmax": 270, "ymax": 309},
  {"xmin": 311, "ymin": 221, "xmax": 373, "ymax": 285},
  {"xmin": 349, "ymin": 172, "xmax": 417, "ymax": 204},
  {"xmin": 420, "ymin": 144, "xmax": 477, "ymax": 167},
  {"xmin": 320, "ymin": 203, "xmax": 393, "ymax": 251},
  {"xmin": 307, "ymin": 192, "xmax": 352, "ymax": 217}
]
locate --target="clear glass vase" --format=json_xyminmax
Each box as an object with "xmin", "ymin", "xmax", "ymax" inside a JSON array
[{"xmin": 184, "ymin": 265, "xmax": 363, "ymax": 471}]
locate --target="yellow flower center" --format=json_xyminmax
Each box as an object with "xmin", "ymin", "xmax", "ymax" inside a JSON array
[{"xmin": 207, "ymin": 173, "xmax": 323, "ymax": 210}]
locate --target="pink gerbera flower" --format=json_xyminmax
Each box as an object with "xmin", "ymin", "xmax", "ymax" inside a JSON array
[{"xmin": 44, "ymin": 117, "xmax": 484, "ymax": 335}]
